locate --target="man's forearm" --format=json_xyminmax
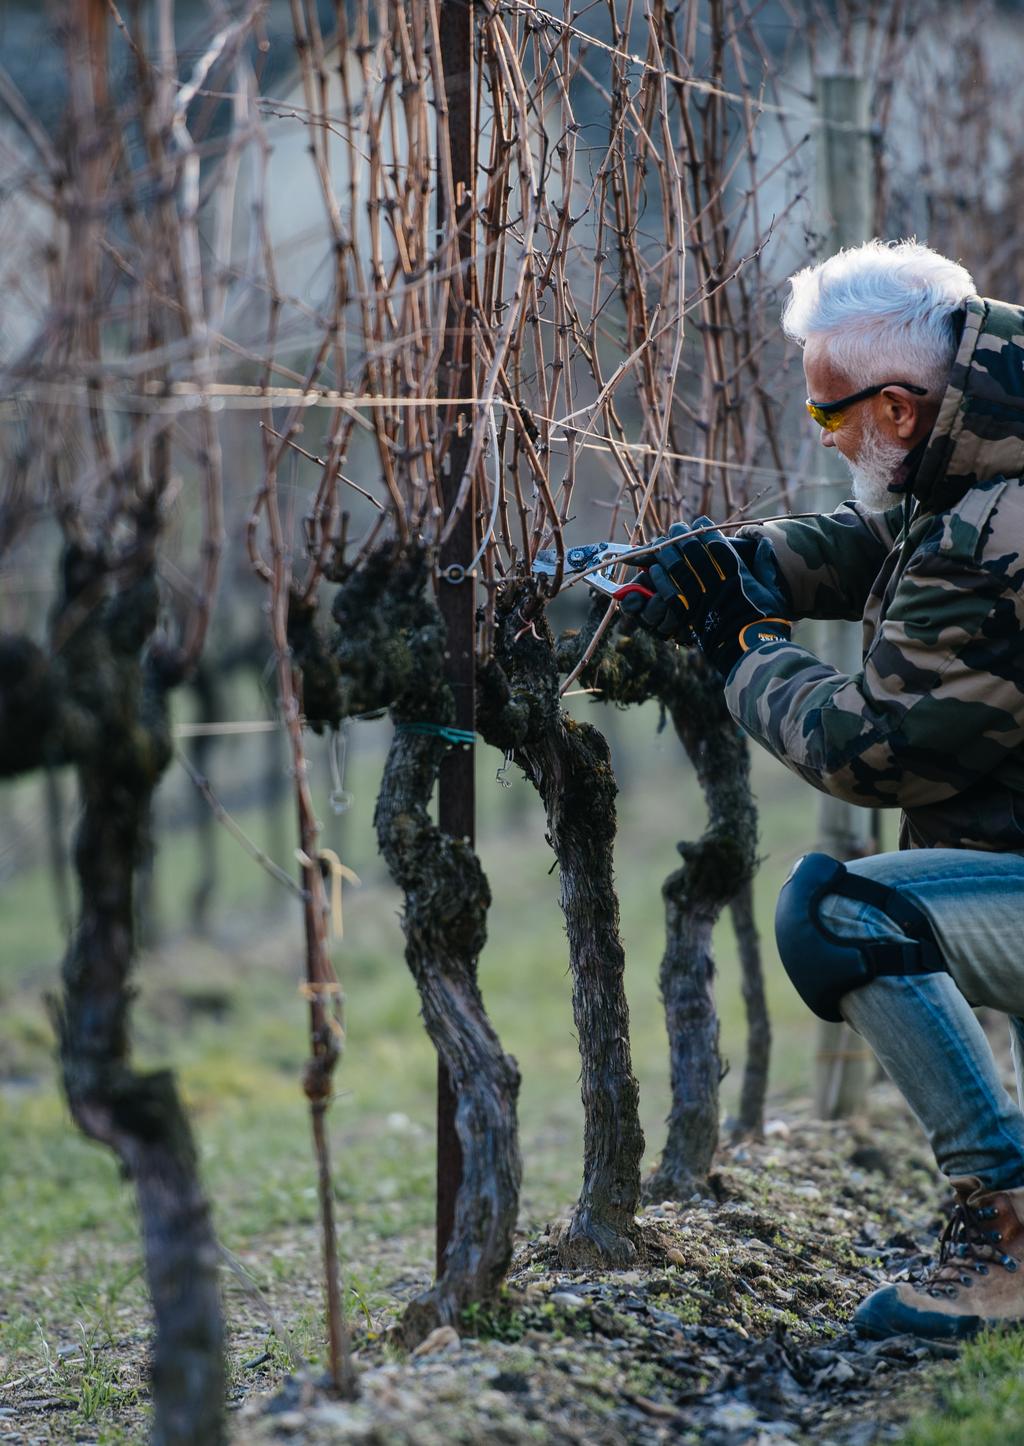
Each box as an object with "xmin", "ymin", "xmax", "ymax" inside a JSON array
[
  {"xmin": 724, "ymin": 638, "xmax": 963, "ymax": 810},
  {"xmin": 737, "ymin": 501, "xmax": 898, "ymax": 623}
]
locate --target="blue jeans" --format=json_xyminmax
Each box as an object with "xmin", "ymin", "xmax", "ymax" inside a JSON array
[{"xmin": 822, "ymin": 849, "xmax": 1024, "ymax": 1192}]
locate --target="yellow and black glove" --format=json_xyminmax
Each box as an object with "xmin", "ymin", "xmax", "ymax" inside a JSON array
[{"xmin": 619, "ymin": 518, "xmax": 792, "ymax": 675}]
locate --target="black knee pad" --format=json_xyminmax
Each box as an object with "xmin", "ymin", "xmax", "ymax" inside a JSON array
[{"xmin": 774, "ymin": 852, "xmax": 946, "ymax": 1022}]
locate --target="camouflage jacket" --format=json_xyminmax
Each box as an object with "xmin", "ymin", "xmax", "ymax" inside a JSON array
[{"xmin": 726, "ymin": 295, "xmax": 1024, "ymax": 851}]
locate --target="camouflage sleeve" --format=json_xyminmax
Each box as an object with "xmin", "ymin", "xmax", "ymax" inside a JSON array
[
  {"xmin": 723, "ymin": 549, "xmax": 1024, "ymax": 808},
  {"xmin": 736, "ymin": 502, "xmax": 901, "ymax": 622}
]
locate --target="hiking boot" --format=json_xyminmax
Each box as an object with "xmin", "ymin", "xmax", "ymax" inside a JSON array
[{"xmin": 854, "ymin": 1176, "xmax": 1024, "ymax": 1341}]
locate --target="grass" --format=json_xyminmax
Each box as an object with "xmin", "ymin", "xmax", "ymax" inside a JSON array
[
  {"xmin": 0, "ymin": 691, "xmax": 907, "ymax": 1435},
  {"xmin": 899, "ymin": 1331, "xmax": 1024, "ymax": 1445}
]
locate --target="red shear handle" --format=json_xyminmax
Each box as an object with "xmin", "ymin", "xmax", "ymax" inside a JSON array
[{"xmin": 613, "ymin": 582, "xmax": 655, "ymax": 602}]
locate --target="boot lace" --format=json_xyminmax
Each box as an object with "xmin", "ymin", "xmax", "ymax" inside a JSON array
[{"xmin": 917, "ymin": 1199, "xmax": 1018, "ymax": 1300}]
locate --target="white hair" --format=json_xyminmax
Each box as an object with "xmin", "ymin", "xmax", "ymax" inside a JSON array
[{"xmin": 782, "ymin": 239, "xmax": 976, "ymax": 394}]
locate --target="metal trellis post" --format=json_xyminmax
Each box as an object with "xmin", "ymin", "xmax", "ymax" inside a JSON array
[{"xmin": 436, "ymin": 0, "xmax": 476, "ymax": 1273}]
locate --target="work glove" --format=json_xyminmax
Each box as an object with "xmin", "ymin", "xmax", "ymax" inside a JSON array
[{"xmin": 619, "ymin": 518, "xmax": 792, "ymax": 675}]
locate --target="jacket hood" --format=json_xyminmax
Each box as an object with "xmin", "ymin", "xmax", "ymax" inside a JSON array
[{"xmin": 913, "ymin": 295, "xmax": 1024, "ymax": 513}]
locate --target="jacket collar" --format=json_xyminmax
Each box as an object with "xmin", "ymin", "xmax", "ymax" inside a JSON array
[{"xmin": 910, "ymin": 295, "xmax": 1024, "ymax": 513}]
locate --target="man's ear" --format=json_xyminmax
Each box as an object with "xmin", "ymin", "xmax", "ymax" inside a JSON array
[{"xmin": 880, "ymin": 386, "xmax": 925, "ymax": 442}]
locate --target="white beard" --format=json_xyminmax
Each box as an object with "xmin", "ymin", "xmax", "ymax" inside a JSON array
[{"xmin": 841, "ymin": 425, "xmax": 908, "ymax": 512}]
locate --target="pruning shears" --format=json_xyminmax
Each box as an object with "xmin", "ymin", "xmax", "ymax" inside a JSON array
[{"xmin": 532, "ymin": 542, "xmax": 655, "ymax": 601}]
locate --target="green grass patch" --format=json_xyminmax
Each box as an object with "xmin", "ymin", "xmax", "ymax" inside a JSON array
[{"xmin": 899, "ymin": 1330, "xmax": 1024, "ymax": 1445}]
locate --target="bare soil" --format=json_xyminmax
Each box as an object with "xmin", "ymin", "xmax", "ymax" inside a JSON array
[
  {"xmin": 218, "ymin": 1095, "xmax": 957, "ymax": 1446},
  {"xmin": 1, "ymin": 1091, "xmax": 962, "ymax": 1445}
]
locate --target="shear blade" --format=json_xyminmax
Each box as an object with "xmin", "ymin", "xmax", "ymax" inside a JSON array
[{"xmin": 532, "ymin": 540, "xmax": 637, "ymax": 593}]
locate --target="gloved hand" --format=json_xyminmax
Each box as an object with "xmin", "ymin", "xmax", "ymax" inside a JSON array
[{"xmin": 619, "ymin": 518, "xmax": 792, "ymax": 675}]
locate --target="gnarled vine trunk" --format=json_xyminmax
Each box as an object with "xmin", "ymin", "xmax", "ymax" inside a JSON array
[
  {"xmin": 61, "ymin": 772, "xmax": 225, "ymax": 1444},
  {"xmin": 295, "ymin": 545, "xmax": 522, "ymax": 1337},
  {"xmin": 375, "ymin": 726, "xmax": 522, "ymax": 1333},
  {"xmin": 480, "ymin": 595, "xmax": 644, "ymax": 1266},
  {"xmin": 652, "ymin": 672, "xmax": 758, "ymax": 1199},
  {"xmin": 730, "ymin": 878, "xmax": 771, "ymax": 1139},
  {"xmin": 559, "ymin": 608, "xmax": 766, "ymax": 1201},
  {"xmin": 1, "ymin": 552, "xmax": 226, "ymax": 1446}
]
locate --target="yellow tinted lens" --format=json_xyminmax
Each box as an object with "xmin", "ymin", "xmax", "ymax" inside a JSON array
[{"xmin": 806, "ymin": 400, "xmax": 844, "ymax": 432}]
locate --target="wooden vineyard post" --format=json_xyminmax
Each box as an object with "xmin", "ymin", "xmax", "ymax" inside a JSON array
[
  {"xmin": 812, "ymin": 74, "xmax": 877, "ymax": 1119},
  {"xmin": 436, "ymin": 0, "xmax": 476, "ymax": 1273}
]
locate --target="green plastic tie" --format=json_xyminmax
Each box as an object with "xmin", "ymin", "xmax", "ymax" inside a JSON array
[{"xmin": 395, "ymin": 722, "xmax": 476, "ymax": 746}]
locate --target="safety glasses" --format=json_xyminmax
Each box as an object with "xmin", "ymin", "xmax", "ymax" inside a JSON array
[{"xmin": 806, "ymin": 380, "xmax": 928, "ymax": 432}]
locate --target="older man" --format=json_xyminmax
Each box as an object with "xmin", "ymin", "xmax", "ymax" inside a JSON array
[{"xmin": 624, "ymin": 239, "xmax": 1024, "ymax": 1341}]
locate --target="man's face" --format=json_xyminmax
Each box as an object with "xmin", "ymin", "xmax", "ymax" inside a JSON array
[
  {"xmin": 802, "ymin": 338, "xmax": 937, "ymax": 510},
  {"xmin": 803, "ymin": 339, "xmax": 877, "ymax": 461}
]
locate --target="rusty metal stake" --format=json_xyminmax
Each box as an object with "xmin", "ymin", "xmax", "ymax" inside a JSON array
[{"xmin": 435, "ymin": 0, "xmax": 476, "ymax": 1274}]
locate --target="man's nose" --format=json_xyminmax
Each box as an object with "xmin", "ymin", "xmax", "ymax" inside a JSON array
[{"xmin": 819, "ymin": 429, "xmax": 836, "ymax": 448}]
